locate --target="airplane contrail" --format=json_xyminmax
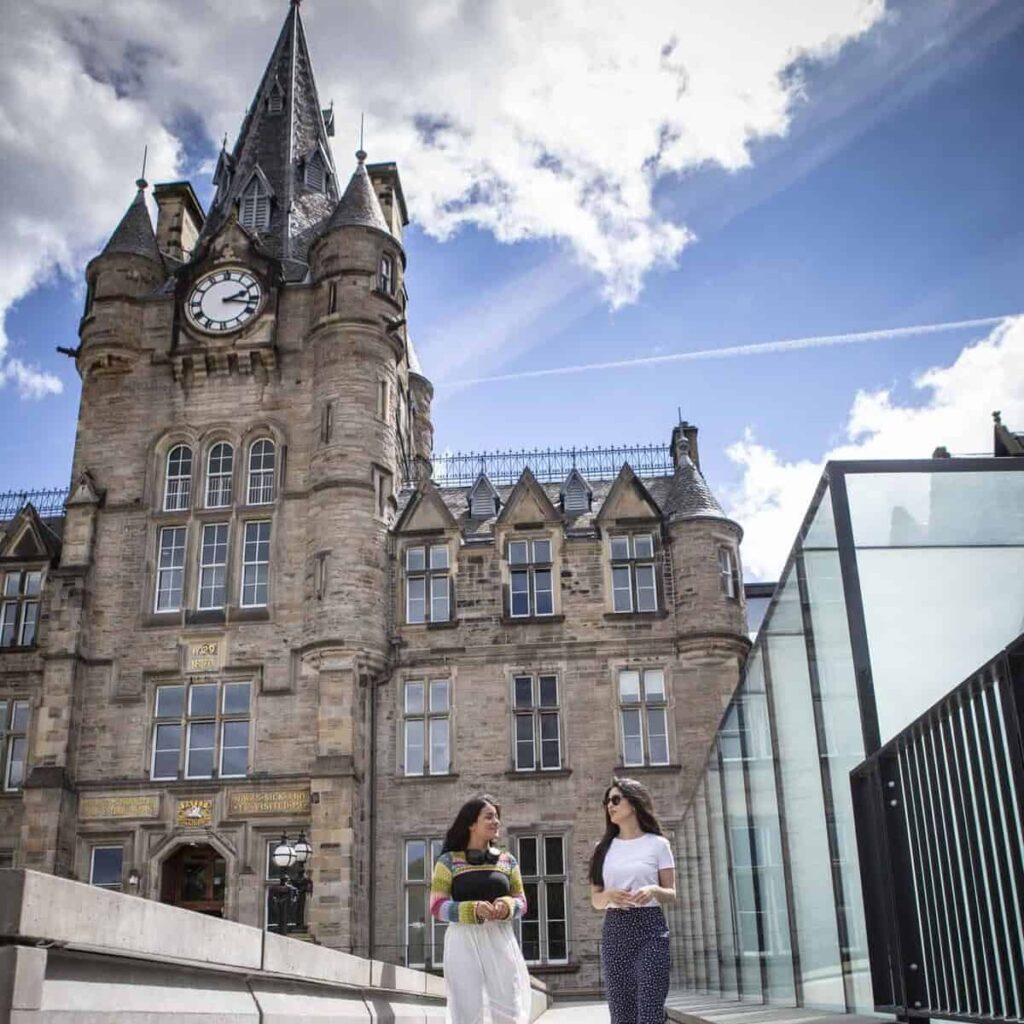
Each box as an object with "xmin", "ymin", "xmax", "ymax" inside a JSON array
[{"xmin": 441, "ymin": 313, "xmax": 1016, "ymax": 388}]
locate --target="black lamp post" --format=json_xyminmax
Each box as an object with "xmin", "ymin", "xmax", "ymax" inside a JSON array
[{"xmin": 269, "ymin": 831, "xmax": 313, "ymax": 935}]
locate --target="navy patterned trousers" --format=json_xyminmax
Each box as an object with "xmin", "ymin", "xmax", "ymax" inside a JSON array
[{"xmin": 601, "ymin": 907, "xmax": 670, "ymax": 1024}]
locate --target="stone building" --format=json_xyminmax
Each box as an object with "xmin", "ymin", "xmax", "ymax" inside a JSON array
[{"xmin": 0, "ymin": 3, "xmax": 748, "ymax": 992}]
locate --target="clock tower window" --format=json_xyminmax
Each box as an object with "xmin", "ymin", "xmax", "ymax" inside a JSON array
[{"xmin": 240, "ymin": 179, "xmax": 270, "ymax": 232}]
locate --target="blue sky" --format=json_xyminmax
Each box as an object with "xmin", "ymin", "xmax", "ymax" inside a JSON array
[{"xmin": 2, "ymin": 0, "xmax": 1023, "ymax": 578}]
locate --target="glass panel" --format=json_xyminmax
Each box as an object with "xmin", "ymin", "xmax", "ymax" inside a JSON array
[
  {"xmin": 405, "ymin": 718, "xmax": 424, "ymax": 775},
  {"xmin": 707, "ymin": 757, "xmax": 739, "ymax": 996},
  {"xmin": 406, "ymin": 839, "xmax": 426, "ymax": 880},
  {"xmin": 538, "ymin": 675, "xmax": 558, "ymax": 707},
  {"xmin": 517, "ymin": 837, "xmax": 538, "ymax": 877},
  {"xmin": 532, "ymin": 539, "xmax": 551, "ymax": 564},
  {"xmin": 610, "ymin": 536, "xmax": 630, "ymax": 561},
  {"xmin": 0, "ymin": 603, "xmax": 16, "ymax": 646},
  {"xmin": 12, "ymin": 701, "xmax": 30, "ymax": 733},
  {"xmin": 618, "ymin": 670, "xmax": 641, "ymax": 703},
  {"xmin": 430, "ymin": 545, "xmax": 449, "ymax": 570},
  {"xmin": 803, "ymin": 486, "xmax": 837, "ymax": 549},
  {"xmin": 647, "ymin": 708, "xmax": 669, "ymax": 765},
  {"xmin": 514, "ymin": 676, "xmax": 534, "ymax": 709},
  {"xmin": 189, "ymin": 684, "xmax": 218, "ymax": 717},
  {"xmin": 153, "ymin": 723, "xmax": 181, "ymax": 779},
  {"xmin": 643, "ymin": 668, "xmax": 665, "ymax": 702},
  {"xmin": 515, "ymin": 715, "xmax": 535, "ymax": 770},
  {"xmin": 633, "ymin": 534, "xmax": 654, "ymax": 559},
  {"xmin": 198, "ymin": 524, "xmax": 229, "ymax": 608},
  {"xmin": 612, "ymin": 566, "xmax": 633, "ymax": 612},
  {"xmin": 510, "ymin": 572, "xmax": 530, "ymax": 616},
  {"xmin": 186, "ymin": 721, "xmax": 216, "ymax": 777},
  {"xmin": 2, "ymin": 573, "xmax": 19, "ymax": 597},
  {"xmin": 406, "ymin": 547, "xmax": 425, "ymax": 572},
  {"xmin": 6, "ymin": 737, "xmax": 26, "ymax": 789},
  {"xmin": 156, "ymin": 685, "xmax": 185, "ymax": 719},
  {"xmin": 533, "ymin": 570, "xmax": 553, "ymax": 615},
  {"xmin": 521, "ymin": 882, "xmax": 540, "ymax": 961},
  {"xmin": 508, "ymin": 541, "xmax": 529, "ymax": 565},
  {"xmin": 405, "ymin": 681, "xmax": 425, "ymax": 715},
  {"xmin": 206, "ymin": 443, "xmax": 233, "ymax": 507},
  {"xmin": 223, "ymin": 682, "xmax": 250, "ymax": 715},
  {"xmin": 621, "ymin": 708, "xmax": 643, "ymax": 766},
  {"xmin": 220, "ymin": 720, "xmax": 249, "ymax": 777},
  {"xmin": 24, "ymin": 571, "xmax": 42, "ymax": 596},
  {"xmin": 407, "ymin": 577, "xmax": 426, "ymax": 623},
  {"xmin": 91, "ymin": 847, "xmax": 123, "ymax": 888},
  {"xmin": 20, "ymin": 603, "xmax": 38, "ymax": 646},
  {"xmin": 544, "ymin": 836, "xmax": 564, "ymax": 875},
  {"xmin": 247, "ymin": 440, "xmax": 276, "ymax": 504},
  {"xmin": 429, "ymin": 679, "xmax": 449, "ymax": 713},
  {"xmin": 636, "ymin": 564, "xmax": 657, "ymax": 611},
  {"xmin": 241, "ymin": 521, "xmax": 271, "ymax": 606},
  {"xmin": 429, "ymin": 717, "xmax": 449, "ymax": 774},
  {"xmin": 540, "ymin": 713, "xmax": 560, "ymax": 768},
  {"xmin": 0, "ymin": 702, "xmax": 6, "ymax": 729},
  {"xmin": 430, "ymin": 575, "xmax": 450, "ymax": 622},
  {"xmin": 407, "ymin": 889, "xmax": 427, "ymax": 967}
]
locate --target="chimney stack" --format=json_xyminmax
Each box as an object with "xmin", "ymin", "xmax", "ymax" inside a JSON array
[
  {"xmin": 671, "ymin": 420, "xmax": 700, "ymax": 471},
  {"xmin": 153, "ymin": 182, "xmax": 205, "ymax": 262}
]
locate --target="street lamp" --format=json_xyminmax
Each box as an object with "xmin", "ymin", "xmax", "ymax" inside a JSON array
[{"xmin": 268, "ymin": 831, "xmax": 313, "ymax": 936}]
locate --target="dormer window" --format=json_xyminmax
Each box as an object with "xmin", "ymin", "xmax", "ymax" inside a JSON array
[
  {"xmin": 508, "ymin": 538, "xmax": 553, "ymax": 618},
  {"xmin": 468, "ymin": 473, "xmax": 499, "ymax": 519},
  {"xmin": 561, "ymin": 469, "xmax": 591, "ymax": 513},
  {"xmin": 405, "ymin": 545, "xmax": 451, "ymax": 624},
  {"xmin": 305, "ymin": 152, "xmax": 326, "ymax": 192},
  {"xmin": 0, "ymin": 570, "xmax": 42, "ymax": 647},
  {"xmin": 240, "ymin": 177, "xmax": 271, "ymax": 233},
  {"xmin": 610, "ymin": 534, "xmax": 658, "ymax": 613},
  {"xmin": 379, "ymin": 253, "xmax": 394, "ymax": 295}
]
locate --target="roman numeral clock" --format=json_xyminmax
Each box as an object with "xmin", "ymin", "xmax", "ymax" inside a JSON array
[{"xmin": 185, "ymin": 268, "xmax": 264, "ymax": 334}]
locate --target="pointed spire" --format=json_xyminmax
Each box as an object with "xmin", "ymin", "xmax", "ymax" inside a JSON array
[
  {"xmin": 199, "ymin": 0, "xmax": 339, "ymax": 266},
  {"xmin": 102, "ymin": 180, "xmax": 161, "ymax": 263},
  {"xmin": 327, "ymin": 151, "xmax": 390, "ymax": 233}
]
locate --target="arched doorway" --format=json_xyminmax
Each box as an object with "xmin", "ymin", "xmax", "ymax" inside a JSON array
[{"xmin": 160, "ymin": 844, "xmax": 226, "ymax": 917}]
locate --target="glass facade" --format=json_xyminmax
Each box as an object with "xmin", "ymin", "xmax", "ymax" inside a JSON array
[{"xmin": 671, "ymin": 458, "xmax": 1024, "ymax": 1011}]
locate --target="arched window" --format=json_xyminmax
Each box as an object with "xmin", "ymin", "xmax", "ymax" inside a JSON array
[
  {"xmin": 247, "ymin": 439, "xmax": 276, "ymax": 505},
  {"xmin": 164, "ymin": 445, "xmax": 193, "ymax": 512},
  {"xmin": 239, "ymin": 177, "xmax": 270, "ymax": 233},
  {"xmin": 205, "ymin": 442, "xmax": 234, "ymax": 508},
  {"xmin": 305, "ymin": 152, "xmax": 326, "ymax": 192}
]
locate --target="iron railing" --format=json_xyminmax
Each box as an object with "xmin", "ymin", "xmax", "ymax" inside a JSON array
[
  {"xmin": 851, "ymin": 633, "xmax": 1024, "ymax": 1023},
  {"xmin": 0, "ymin": 488, "xmax": 69, "ymax": 521},
  {"xmin": 423, "ymin": 443, "xmax": 674, "ymax": 488}
]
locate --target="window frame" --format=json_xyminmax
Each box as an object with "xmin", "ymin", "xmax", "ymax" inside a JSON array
[
  {"xmin": 515, "ymin": 833, "xmax": 569, "ymax": 965},
  {"xmin": 0, "ymin": 569, "xmax": 42, "ymax": 648},
  {"xmin": 89, "ymin": 846, "xmax": 124, "ymax": 891},
  {"xmin": 240, "ymin": 520, "xmax": 272, "ymax": 608},
  {"xmin": 240, "ymin": 178, "xmax": 270, "ymax": 232},
  {"xmin": 197, "ymin": 522, "xmax": 230, "ymax": 610},
  {"xmin": 379, "ymin": 253, "xmax": 395, "ymax": 295},
  {"xmin": 402, "ymin": 678, "xmax": 451, "ymax": 777},
  {"xmin": 1, "ymin": 699, "xmax": 30, "ymax": 792},
  {"xmin": 404, "ymin": 544, "xmax": 451, "ymax": 625},
  {"xmin": 246, "ymin": 439, "xmax": 277, "ymax": 506},
  {"xmin": 154, "ymin": 526, "xmax": 187, "ymax": 613},
  {"xmin": 205, "ymin": 442, "xmax": 234, "ymax": 509},
  {"xmin": 609, "ymin": 533, "xmax": 658, "ymax": 614},
  {"xmin": 164, "ymin": 444, "xmax": 193, "ymax": 512},
  {"xmin": 507, "ymin": 537, "xmax": 555, "ymax": 619},
  {"xmin": 718, "ymin": 545, "xmax": 740, "ymax": 599},
  {"xmin": 617, "ymin": 667, "xmax": 670, "ymax": 767},
  {"xmin": 511, "ymin": 674, "xmax": 562, "ymax": 772},
  {"xmin": 403, "ymin": 837, "xmax": 447, "ymax": 969}
]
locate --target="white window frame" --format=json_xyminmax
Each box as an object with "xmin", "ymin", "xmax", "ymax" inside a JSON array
[
  {"xmin": 89, "ymin": 846, "xmax": 124, "ymax": 891},
  {"xmin": 719, "ymin": 546, "xmax": 740, "ymax": 598},
  {"xmin": 404, "ymin": 545, "xmax": 451, "ymax": 624},
  {"xmin": 164, "ymin": 444, "xmax": 193, "ymax": 512},
  {"xmin": 610, "ymin": 533, "xmax": 658, "ymax": 613},
  {"xmin": 379, "ymin": 253, "xmax": 394, "ymax": 294},
  {"xmin": 515, "ymin": 834, "xmax": 569, "ymax": 965},
  {"xmin": 512, "ymin": 674, "xmax": 561, "ymax": 772},
  {"xmin": 1, "ymin": 699, "xmax": 30, "ymax": 792},
  {"xmin": 246, "ymin": 439, "xmax": 276, "ymax": 505},
  {"xmin": 0, "ymin": 570, "xmax": 42, "ymax": 648},
  {"xmin": 155, "ymin": 526, "xmax": 186, "ymax": 613},
  {"xmin": 618, "ymin": 668, "xmax": 669, "ymax": 767},
  {"xmin": 507, "ymin": 538, "xmax": 554, "ymax": 619},
  {"xmin": 403, "ymin": 838, "xmax": 446, "ymax": 969},
  {"xmin": 240, "ymin": 521, "xmax": 272, "ymax": 608},
  {"xmin": 205, "ymin": 442, "xmax": 234, "ymax": 508},
  {"xmin": 197, "ymin": 523, "xmax": 229, "ymax": 610},
  {"xmin": 402, "ymin": 679, "xmax": 451, "ymax": 776}
]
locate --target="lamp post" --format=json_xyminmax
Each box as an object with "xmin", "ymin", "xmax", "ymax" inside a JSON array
[{"xmin": 269, "ymin": 831, "xmax": 314, "ymax": 935}]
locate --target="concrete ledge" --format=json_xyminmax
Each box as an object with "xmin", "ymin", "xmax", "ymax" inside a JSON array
[{"xmin": 263, "ymin": 929, "xmax": 371, "ymax": 988}]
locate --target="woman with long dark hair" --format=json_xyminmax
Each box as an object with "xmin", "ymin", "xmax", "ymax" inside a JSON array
[
  {"xmin": 589, "ymin": 778, "xmax": 676, "ymax": 1024},
  {"xmin": 430, "ymin": 794, "xmax": 531, "ymax": 1024}
]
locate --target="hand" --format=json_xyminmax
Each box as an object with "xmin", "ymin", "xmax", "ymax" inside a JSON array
[
  {"xmin": 492, "ymin": 899, "xmax": 510, "ymax": 920},
  {"xmin": 223, "ymin": 291, "xmax": 251, "ymax": 303},
  {"xmin": 475, "ymin": 901, "xmax": 496, "ymax": 922},
  {"xmin": 628, "ymin": 886, "xmax": 658, "ymax": 906},
  {"xmin": 604, "ymin": 888, "xmax": 634, "ymax": 908}
]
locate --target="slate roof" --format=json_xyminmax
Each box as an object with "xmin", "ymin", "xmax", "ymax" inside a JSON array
[
  {"xmin": 102, "ymin": 185, "xmax": 162, "ymax": 263},
  {"xmin": 197, "ymin": 1, "xmax": 339, "ymax": 264},
  {"xmin": 326, "ymin": 154, "xmax": 390, "ymax": 234}
]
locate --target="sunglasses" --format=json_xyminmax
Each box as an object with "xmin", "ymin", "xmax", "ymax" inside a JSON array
[{"xmin": 605, "ymin": 794, "xmax": 626, "ymax": 807}]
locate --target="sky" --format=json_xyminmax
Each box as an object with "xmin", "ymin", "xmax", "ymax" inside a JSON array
[{"xmin": 1, "ymin": 0, "xmax": 1023, "ymax": 580}]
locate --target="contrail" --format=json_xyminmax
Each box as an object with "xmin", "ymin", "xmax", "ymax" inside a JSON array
[{"xmin": 441, "ymin": 313, "xmax": 1016, "ymax": 388}]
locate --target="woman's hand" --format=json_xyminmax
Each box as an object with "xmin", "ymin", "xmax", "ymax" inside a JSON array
[
  {"xmin": 474, "ymin": 901, "xmax": 496, "ymax": 922},
  {"xmin": 492, "ymin": 899, "xmax": 511, "ymax": 921},
  {"xmin": 628, "ymin": 886, "xmax": 659, "ymax": 906},
  {"xmin": 604, "ymin": 888, "xmax": 635, "ymax": 908}
]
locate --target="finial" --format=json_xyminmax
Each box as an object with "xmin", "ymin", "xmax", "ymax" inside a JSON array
[
  {"xmin": 136, "ymin": 145, "xmax": 149, "ymax": 190},
  {"xmin": 291, "ymin": 0, "xmax": 301, "ymax": 7}
]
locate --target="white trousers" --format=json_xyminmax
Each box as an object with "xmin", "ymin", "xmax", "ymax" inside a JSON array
[{"xmin": 443, "ymin": 921, "xmax": 532, "ymax": 1024}]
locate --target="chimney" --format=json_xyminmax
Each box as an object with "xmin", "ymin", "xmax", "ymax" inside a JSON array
[
  {"xmin": 671, "ymin": 420, "xmax": 701, "ymax": 471},
  {"xmin": 153, "ymin": 182, "xmax": 206, "ymax": 262},
  {"xmin": 367, "ymin": 162, "xmax": 409, "ymax": 242}
]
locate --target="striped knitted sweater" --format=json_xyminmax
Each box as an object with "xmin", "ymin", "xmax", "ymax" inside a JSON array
[{"xmin": 429, "ymin": 850, "xmax": 528, "ymax": 925}]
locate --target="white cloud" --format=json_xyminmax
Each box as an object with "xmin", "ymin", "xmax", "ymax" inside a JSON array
[
  {"xmin": 725, "ymin": 317, "xmax": 1024, "ymax": 581},
  {"xmin": 0, "ymin": 0, "xmax": 887, "ymax": 398}
]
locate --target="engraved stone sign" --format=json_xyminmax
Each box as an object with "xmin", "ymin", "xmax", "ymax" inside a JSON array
[
  {"xmin": 176, "ymin": 798, "xmax": 214, "ymax": 828},
  {"xmin": 79, "ymin": 795, "xmax": 160, "ymax": 820},
  {"xmin": 228, "ymin": 790, "xmax": 310, "ymax": 817},
  {"xmin": 184, "ymin": 637, "xmax": 225, "ymax": 675}
]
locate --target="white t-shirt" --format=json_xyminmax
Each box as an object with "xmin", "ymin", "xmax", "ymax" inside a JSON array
[{"xmin": 601, "ymin": 833, "xmax": 674, "ymax": 908}]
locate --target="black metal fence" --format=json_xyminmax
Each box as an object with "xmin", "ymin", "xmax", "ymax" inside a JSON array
[
  {"xmin": 851, "ymin": 633, "xmax": 1024, "ymax": 1023},
  {"xmin": 0, "ymin": 487, "xmax": 68, "ymax": 521}
]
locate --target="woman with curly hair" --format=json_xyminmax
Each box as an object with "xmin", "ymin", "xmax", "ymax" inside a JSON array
[
  {"xmin": 590, "ymin": 777, "xmax": 676, "ymax": 1024},
  {"xmin": 430, "ymin": 794, "xmax": 531, "ymax": 1024}
]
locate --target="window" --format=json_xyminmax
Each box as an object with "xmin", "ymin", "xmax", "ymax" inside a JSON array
[
  {"xmin": 719, "ymin": 546, "xmax": 740, "ymax": 598},
  {"xmin": 247, "ymin": 439, "xmax": 276, "ymax": 505},
  {"xmin": 405, "ymin": 545, "xmax": 451, "ymax": 624},
  {"xmin": 516, "ymin": 835, "xmax": 568, "ymax": 964},
  {"xmin": 403, "ymin": 679, "xmax": 450, "ymax": 776},
  {"xmin": 205, "ymin": 443, "xmax": 233, "ymax": 508},
  {"xmin": 155, "ymin": 527, "xmax": 186, "ymax": 612},
  {"xmin": 404, "ymin": 838, "xmax": 446, "ymax": 968},
  {"xmin": 512, "ymin": 674, "xmax": 561, "ymax": 771},
  {"xmin": 305, "ymin": 152, "xmax": 326, "ymax": 192},
  {"xmin": 241, "ymin": 521, "xmax": 271, "ymax": 607},
  {"xmin": 1, "ymin": 570, "xmax": 41, "ymax": 647},
  {"xmin": 240, "ymin": 177, "xmax": 270, "ymax": 232},
  {"xmin": 508, "ymin": 538, "xmax": 553, "ymax": 618},
  {"xmin": 610, "ymin": 533, "xmax": 658, "ymax": 613},
  {"xmin": 0, "ymin": 850, "xmax": 13, "ymax": 869},
  {"xmin": 618, "ymin": 668, "xmax": 669, "ymax": 767},
  {"xmin": 198, "ymin": 524, "xmax": 229, "ymax": 610},
  {"xmin": 379, "ymin": 253, "xmax": 394, "ymax": 294},
  {"xmin": 265, "ymin": 841, "xmax": 306, "ymax": 932},
  {"xmin": 164, "ymin": 444, "xmax": 192, "ymax": 511},
  {"xmin": 89, "ymin": 847, "xmax": 124, "ymax": 891},
  {"xmin": 1, "ymin": 700, "xmax": 29, "ymax": 791},
  {"xmin": 267, "ymin": 86, "xmax": 284, "ymax": 115},
  {"xmin": 327, "ymin": 281, "xmax": 338, "ymax": 315},
  {"xmin": 150, "ymin": 681, "xmax": 251, "ymax": 781},
  {"xmin": 373, "ymin": 466, "xmax": 393, "ymax": 521}
]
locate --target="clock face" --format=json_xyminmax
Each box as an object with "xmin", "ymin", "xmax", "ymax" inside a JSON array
[{"xmin": 185, "ymin": 268, "xmax": 264, "ymax": 334}]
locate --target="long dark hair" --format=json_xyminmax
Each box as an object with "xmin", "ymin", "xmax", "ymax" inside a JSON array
[
  {"xmin": 442, "ymin": 794, "xmax": 501, "ymax": 854},
  {"xmin": 587, "ymin": 777, "xmax": 663, "ymax": 886}
]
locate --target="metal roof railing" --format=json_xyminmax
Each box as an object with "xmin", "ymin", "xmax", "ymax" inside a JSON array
[{"xmin": 0, "ymin": 488, "xmax": 69, "ymax": 522}]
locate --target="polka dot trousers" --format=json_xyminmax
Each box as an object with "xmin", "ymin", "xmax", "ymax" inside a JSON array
[{"xmin": 601, "ymin": 907, "xmax": 670, "ymax": 1024}]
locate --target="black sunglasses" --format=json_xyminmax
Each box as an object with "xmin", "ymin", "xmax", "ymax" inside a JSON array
[{"xmin": 605, "ymin": 794, "xmax": 625, "ymax": 807}]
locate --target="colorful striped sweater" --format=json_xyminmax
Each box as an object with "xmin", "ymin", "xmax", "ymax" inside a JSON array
[{"xmin": 429, "ymin": 850, "xmax": 528, "ymax": 925}]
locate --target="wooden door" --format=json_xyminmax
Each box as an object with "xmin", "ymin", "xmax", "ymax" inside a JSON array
[{"xmin": 160, "ymin": 845, "xmax": 226, "ymax": 917}]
